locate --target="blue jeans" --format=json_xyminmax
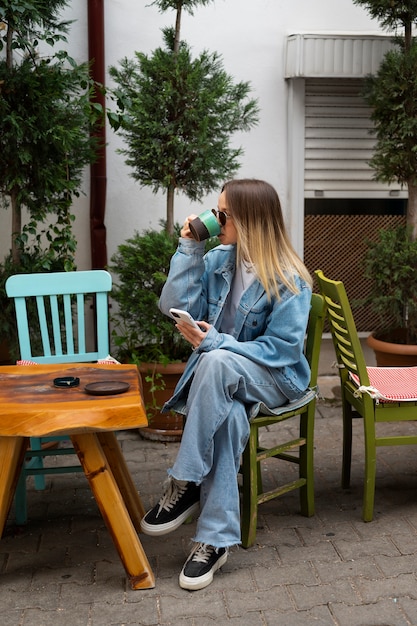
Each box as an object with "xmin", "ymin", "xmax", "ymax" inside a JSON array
[{"xmin": 168, "ymin": 349, "xmax": 289, "ymax": 548}]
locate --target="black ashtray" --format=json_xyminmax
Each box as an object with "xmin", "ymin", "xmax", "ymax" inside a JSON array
[{"xmin": 53, "ymin": 376, "xmax": 80, "ymax": 388}]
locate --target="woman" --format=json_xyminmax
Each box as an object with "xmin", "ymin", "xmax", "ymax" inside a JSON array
[{"xmin": 140, "ymin": 179, "xmax": 313, "ymax": 590}]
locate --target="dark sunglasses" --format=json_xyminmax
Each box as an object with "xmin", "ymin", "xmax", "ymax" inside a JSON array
[{"xmin": 211, "ymin": 208, "xmax": 231, "ymax": 226}]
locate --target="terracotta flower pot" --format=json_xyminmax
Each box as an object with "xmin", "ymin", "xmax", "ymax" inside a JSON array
[
  {"xmin": 366, "ymin": 330, "xmax": 417, "ymax": 367},
  {"xmin": 138, "ymin": 362, "xmax": 186, "ymax": 442}
]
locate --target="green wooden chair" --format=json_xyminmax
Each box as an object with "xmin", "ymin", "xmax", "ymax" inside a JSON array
[
  {"xmin": 315, "ymin": 270, "xmax": 417, "ymax": 522},
  {"xmin": 5, "ymin": 270, "xmax": 112, "ymax": 524},
  {"xmin": 240, "ymin": 292, "xmax": 325, "ymax": 548}
]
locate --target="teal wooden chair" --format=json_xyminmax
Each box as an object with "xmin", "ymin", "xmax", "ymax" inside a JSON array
[
  {"xmin": 315, "ymin": 270, "xmax": 417, "ymax": 522},
  {"xmin": 5, "ymin": 270, "xmax": 112, "ymax": 524},
  {"xmin": 240, "ymin": 292, "xmax": 325, "ymax": 548}
]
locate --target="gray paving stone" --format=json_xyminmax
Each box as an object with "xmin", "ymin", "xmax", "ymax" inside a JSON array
[
  {"xmin": 22, "ymin": 606, "xmax": 91, "ymax": 626},
  {"xmin": 225, "ymin": 586, "xmax": 294, "ymax": 616},
  {"xmin": 264, "ymin": 605, "xmax": 337, "ymax": 626},
  {"xmin": 277, "ymin": 540, "xmax": 341, "ymax": 564},
  {"xmin": 252, "ymin": 561, "xmax": 318, "ymax": 587},
  {"xmin": 398, "ymin": 597, "xmax": 417, "ymax": 625},
  {"xmin": 333, "ymin": 536, "xmax": 401, "ymax": 560},
  {"xmin": 313, "ymin": 556, "xmax": 382, "ymax": 584},
  {"xmin": 159, "ymin": 589, "xmax": 228, "ymax": 621},
  {"xmin": 355, "ymin": 572, "xmax": 417, "ymax": 603},
  {"xmin": 374, "ymin": 553, "xmax": 417, "ymax": 577},
  {"xmin": 330, "ymin": 598, "xmax": 411, "ymax": 626},
  {"xmin": 3, "ymin": 611, "xmax": 25, "ymax": 626},
  {"xmin": 90, "ymin": 597, "xmax": 158, "ymax": 625},
  {"xmin": 289, "ymin": 579, "xmax": 361, "ymax": 611}
]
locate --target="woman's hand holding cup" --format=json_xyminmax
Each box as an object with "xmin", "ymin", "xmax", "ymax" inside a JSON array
[{"xmin": 181, "ymin": 214, "xmax": 198, "ymax": 239}]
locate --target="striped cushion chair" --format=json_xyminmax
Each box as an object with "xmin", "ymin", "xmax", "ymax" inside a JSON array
[{"xmin": 316, "ymin": 269, "xmax": 417, "ymax": 522}]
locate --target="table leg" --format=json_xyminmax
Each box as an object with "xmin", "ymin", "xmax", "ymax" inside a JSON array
[
  {"xmin": 71, "ymin": 432, "xmax": 155, "ymax": 590},
  {"xmin": 0, "ymin": 437, "xmax": 28, "ymax": 537},
  {"xmin": 97, "ymin": 432, "xmax": 145, "ymax": 530}
]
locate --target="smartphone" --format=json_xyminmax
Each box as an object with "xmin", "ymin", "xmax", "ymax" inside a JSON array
[{"xmin": 169, "ymin": 308, "xmax": 200, "ymax": 330}]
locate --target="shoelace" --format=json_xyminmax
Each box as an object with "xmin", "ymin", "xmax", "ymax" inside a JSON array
[
  {"xmin": 189, "ymin": 543, "xmax": 215, "ymax": 564},
  {"xmin": 157, "ymin": 479, "xmax": 187, "ymax": 515}
]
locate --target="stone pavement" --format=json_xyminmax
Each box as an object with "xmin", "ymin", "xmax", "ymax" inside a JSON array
[{"xmin": 2, "ymin": 340, "xmax": 417, "ymax": 626}]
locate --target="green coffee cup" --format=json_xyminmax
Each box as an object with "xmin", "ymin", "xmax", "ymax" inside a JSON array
[{"xmin": 189, "ymin": 210, "xmax": 221, "ymax": 242}]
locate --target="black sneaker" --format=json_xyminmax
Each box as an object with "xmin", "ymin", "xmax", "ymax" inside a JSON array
[
  {"xmin": 140, "ymin": 478, "xmax": 200, "ymax": 536},
  {"xmin": 179, "ymin": 542, "xmax": 228, "ymax": 590}
]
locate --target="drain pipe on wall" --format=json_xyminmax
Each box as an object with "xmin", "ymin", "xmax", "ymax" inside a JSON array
[{"xmin": 88, "ymin": 0, "xmax": 107, "ymax": 269}]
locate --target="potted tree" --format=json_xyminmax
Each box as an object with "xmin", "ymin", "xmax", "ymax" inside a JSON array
[
  {"xmin": 108, "ymin": 0, "xmax": 259, "ymax": 438},
  {"xmin": 353, "ymin": 0, "xmax": 417, "ymax": 365}
]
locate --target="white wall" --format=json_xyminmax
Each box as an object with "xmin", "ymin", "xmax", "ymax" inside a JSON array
[{"xmin": 0, "ymin": 0, "xmax": 381, "ymax": 269}]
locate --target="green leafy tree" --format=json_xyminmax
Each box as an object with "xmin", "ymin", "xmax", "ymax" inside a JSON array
[
  {"xmin": 109, "ymin": 0, "xmax": 259, "ymax": 235},
  {"xmin": 353, "ymin": 0, "xmax": 417, "ymax": 239},
  {"xmin": 0, "ymin": 0, "xmax": 102, "ymax": 267}
]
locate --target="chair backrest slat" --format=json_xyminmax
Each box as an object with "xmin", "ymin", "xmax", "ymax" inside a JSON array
[
  {"xmin": 13, "ymin": 297, "xmax": 32, "ymax": 359},
  {"xmin": 35, "ymin": 295, "xmax": 52, "ymax": 357},
  {"xmin": 63, "ymin": 293, "xmax": 75, "ymax": 355},
  {"xmin": 305, "ymin": 292, "xmax": 325, "ymax": 387},
  {"xmin": 75, "ymin": 293, "xmax": 85, "ymax": 354},
  {"xmin": 96, "ymin": 291, "xmax": 109, "ymax": 357},
  {"xmin": 5, "ymin": 270, "xmax": 112, "ymax": 364},
  {"xmin": 49, "ymin": 294, "xmax": 63, "ymax": 356}
]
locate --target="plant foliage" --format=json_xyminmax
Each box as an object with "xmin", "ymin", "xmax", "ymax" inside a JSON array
[
  {"xmin": 362, "ymin": 225, "xmax": 417, "ymax": 342},
  {"xmin": 0, "ymin": 0, "xmax": 102, "ymax": 266},
  {"xmin": 352, "ymin": 0, "xmax": 417, "ymax": 29},
  {"xmin": 353, "ymin": 0, "xmax": 417, "ymax": 240},
  {"xmin": 361, "ymin": 43, "xmax": 417, "ymax": 188},
  {"xmin": 0, "ymin": 249, "xmax": 73, "ymax": 362},
  {"xmin": 109, "ymin": 225, "xmax": 189, "ymax": 363}
]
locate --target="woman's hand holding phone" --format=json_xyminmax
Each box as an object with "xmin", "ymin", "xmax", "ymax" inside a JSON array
[{"xmin": 169, "ymin": 308, "xmax": 210, "ymax": 350}]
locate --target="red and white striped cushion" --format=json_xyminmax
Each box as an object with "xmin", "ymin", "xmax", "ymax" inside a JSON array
[{"xmin": 350, "ymin": 366, "xmax": 417, "ymax": 402}]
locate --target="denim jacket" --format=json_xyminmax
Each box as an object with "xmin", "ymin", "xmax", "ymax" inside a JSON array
[{"xmin": 159, "ymin": 238, "xmax": 312, "ymax": 412}]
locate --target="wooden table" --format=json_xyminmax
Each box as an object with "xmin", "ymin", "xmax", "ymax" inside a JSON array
[{"xmin": 0, "ymin": 363, "xmax": 155, "ymax": 590}]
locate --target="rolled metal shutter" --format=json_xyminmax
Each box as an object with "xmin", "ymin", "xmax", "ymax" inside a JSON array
[{"xmin": 304, "ymin": 78, "xmax": 401, "ymax": 196}]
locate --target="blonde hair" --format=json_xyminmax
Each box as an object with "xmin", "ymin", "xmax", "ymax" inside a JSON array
[{"xmin": 222, "ymin": 179, "xmax": 312, "ymax": 299}]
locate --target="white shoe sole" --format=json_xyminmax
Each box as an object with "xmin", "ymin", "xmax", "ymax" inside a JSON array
[
  {"xmin": 140, "ymin": 501, "xmax": 200, "ymax": 536},
  {"xmin": 179, "ymin": 551, "xmax": 228, "ymax": 590}
]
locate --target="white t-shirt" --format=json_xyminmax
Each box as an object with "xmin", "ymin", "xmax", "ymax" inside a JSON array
[{"xmin": 221, "ymin": 261, "xmax": 256, "ymax": 334}]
